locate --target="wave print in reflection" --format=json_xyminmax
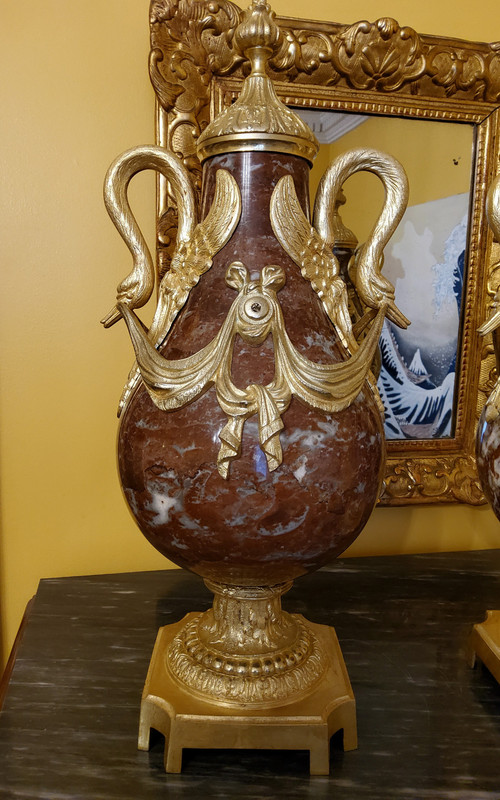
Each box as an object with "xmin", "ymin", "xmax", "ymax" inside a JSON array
[{"xmin": 377, "ymin": 321, "xmax": 455, "ymax": 440}]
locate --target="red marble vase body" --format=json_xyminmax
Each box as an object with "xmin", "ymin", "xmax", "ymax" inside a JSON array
[{"xmin": 118, "ymin": 151, "xmax": 385, "ymax": 586}]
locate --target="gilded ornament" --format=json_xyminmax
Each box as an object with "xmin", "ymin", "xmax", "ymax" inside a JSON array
[
  {"xmin": 270, "ymin": 175, "xmax": 355, "ymax": 351},
  {"xmin": 381, "ymin": 455, "xmax": 484, "ymax": 505},
  {"xmin": 196, "ymin": 0, "xmax": 319, "ymax": 163},
  {"xmin": 118, "ymin": 260, "xmax": 386, "ymax": 478},
  {"xmin": 330, "ymin": 18, "xmax": 426, "ymax": 92},
  {"xmin": 313, "ymin": 147, "xmax": 409, "ymax": 329},
  {"xmin": 101, "ymin": 149, "xmax": 242, "ymax": 415},
  {"xmin": 101, "ymin": 145, "xmax": 197, "ymax": 329},
  {"xmin": 165, "ymin": 582, "xmax": 328, "ymax": 706},
  {"xmin": 166, "ymin": 616, "xmax": 326, "ymax": 705},
  {"xmin": 271, "ymin": 147, "xmax": 409, "ymax": 344}
]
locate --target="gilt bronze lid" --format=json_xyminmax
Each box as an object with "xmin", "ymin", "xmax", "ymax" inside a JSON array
[{"xmin": 196, "ymin": 0, "xmax": 319, "ymax": 165}]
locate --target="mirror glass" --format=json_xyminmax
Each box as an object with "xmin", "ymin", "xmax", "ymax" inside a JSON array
[{"xmin": 296, "ymin": 109, "xmax": 475, "ymax": 441}]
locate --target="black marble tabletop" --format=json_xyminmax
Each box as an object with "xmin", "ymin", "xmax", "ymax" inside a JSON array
[{"xmin": 2, "ymin": 550, "xmax": 500, "ymax": 799}]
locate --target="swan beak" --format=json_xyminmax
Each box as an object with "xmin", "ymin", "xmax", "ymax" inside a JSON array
[
  {"xmin": 100, "ymin": 305, "xmax": 123, "ymax": 328},
  {"xmin": 386, "ymin": 301, "xmax": 410, "ymax": 329},
  {"xmin": 478, "ymin": 309, "xmax": 500, "ymax": 337}
]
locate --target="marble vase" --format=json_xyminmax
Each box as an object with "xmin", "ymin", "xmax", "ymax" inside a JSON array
[
  {"xmin": 102, "ymin": 0, "xmax": 410, "ymax": 773},
  {"xmin": 118, "ymin": 150, "xmax": 385, "ymax": 588}
]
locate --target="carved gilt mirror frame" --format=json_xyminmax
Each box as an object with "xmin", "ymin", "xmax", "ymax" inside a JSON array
[{"xmin": 149, "ymin": 0, "xmax": 500, "ymax": 506}]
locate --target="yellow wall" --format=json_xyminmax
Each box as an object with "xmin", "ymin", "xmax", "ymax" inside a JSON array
[{"xmin": 2, "ymin": 0, "xmax": 500, "ymax": 667}]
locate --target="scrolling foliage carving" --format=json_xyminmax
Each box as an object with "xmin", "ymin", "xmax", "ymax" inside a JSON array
[{"xmin": 149, "ymin": 0, "xmax": 500, "ymax": 505}]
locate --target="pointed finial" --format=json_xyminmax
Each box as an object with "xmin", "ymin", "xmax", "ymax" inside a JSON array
[
  {"xmin": 233, "ymin": 0, "xmax": 282, "ymax": 75},
  {"xmin": 196, "ymin": 1, "xmax": 318, "ymax": 164}
]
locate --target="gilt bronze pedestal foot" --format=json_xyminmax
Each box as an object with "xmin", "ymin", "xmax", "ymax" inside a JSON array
[
  {"xmin": 469, "ymin": 610, "xmax": 500, "ymax": 684},
  {"xmin": 138, "ymin": 588, "xmax": 357, "ymax": 776}
]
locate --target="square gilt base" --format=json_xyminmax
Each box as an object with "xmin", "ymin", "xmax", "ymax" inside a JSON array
[
  {"xmin": 469, "ymin": 610, "xmax": 500, "ymax": 683},
  {"xmin": 138, "ymin": 612, "xmax": 357, "ymax": 775}
]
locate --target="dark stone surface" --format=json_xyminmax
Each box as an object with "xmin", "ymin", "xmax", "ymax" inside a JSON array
[
  {"xmin": 2, "ymin": 551, "xmax": 500, "ymax": 798},
  {"xmin": 117, "ymin": 150, "xmax": 384, "ymax": 585}
]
